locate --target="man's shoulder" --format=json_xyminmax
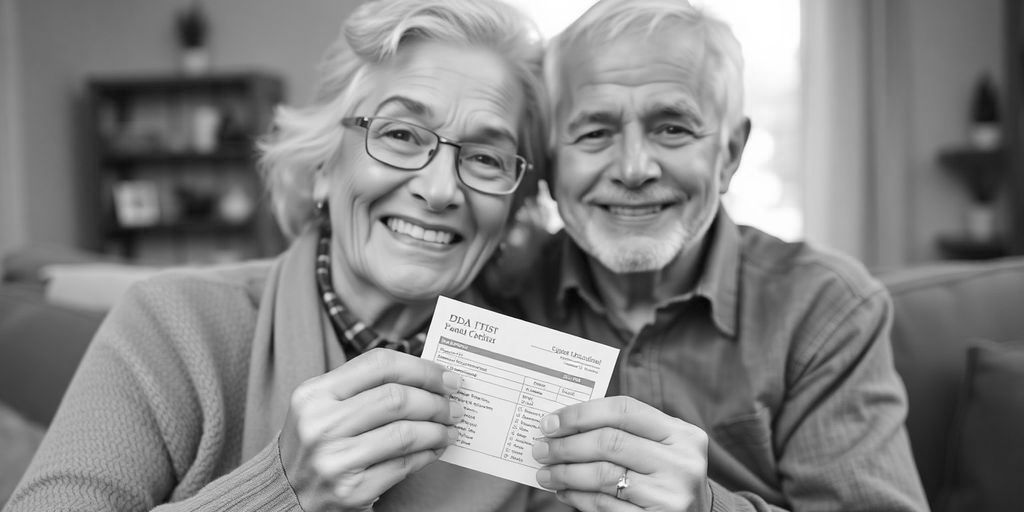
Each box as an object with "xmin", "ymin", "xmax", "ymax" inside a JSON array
[{"xmin": 737, "ymin": 226, "xmax": 885, "ymax": 301}]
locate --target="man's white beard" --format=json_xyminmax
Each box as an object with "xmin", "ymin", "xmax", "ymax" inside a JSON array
[{"xmin": 585, "ymin": 230, "xmax": 685, "ymax": 273}]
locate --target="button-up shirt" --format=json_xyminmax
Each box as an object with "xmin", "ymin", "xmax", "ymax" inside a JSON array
[{"xmin": 491, "ymin": 211, "xmax": 928, "ymax": 511}]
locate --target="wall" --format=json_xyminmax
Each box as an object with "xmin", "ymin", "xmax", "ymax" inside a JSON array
[
  {"xmin": 0, "ymin": 0, "xmax": 1009, "ymax": 262},
  {"xmin": 0, "ymin": 0, "xmax": 27, "ymax": 261},
  {"xmin": 5, "ymin": 0, "xmax": 362, "ymax": 252}
]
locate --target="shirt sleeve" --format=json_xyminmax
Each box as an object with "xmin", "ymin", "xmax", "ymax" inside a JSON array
[
  {"xmin": 697, "ymin": 288, "xmax": 927, "ymax": 512},
  {"xmin": 770, "ymin": 289, "xmax": 928, "ymax": 511}
]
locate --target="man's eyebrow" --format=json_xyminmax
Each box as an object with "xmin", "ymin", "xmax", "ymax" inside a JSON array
[
  {"xmin": 374, "ymin": 95, "xmax": 433, "ymax": 118},
  {"xmin": 566, "ymin": 110, "xmax": 621, "ymax": 133},
  {"xmin": 646, "ymin": 100, "xmax": 704, "ymax": 126}
]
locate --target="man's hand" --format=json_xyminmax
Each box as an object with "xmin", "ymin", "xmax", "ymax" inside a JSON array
[
  {"xmin": 279, "ymin": 349, "xmax": 464, "ymax": 512},
  {"xmin": 533, "ymin": 396, "xmax": 711, "ymax": 512}
]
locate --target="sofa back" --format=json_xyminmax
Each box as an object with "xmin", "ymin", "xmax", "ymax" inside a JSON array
[{"xmin": 880, "ymin": 257, "xmax": 1024, "ymax": 507}]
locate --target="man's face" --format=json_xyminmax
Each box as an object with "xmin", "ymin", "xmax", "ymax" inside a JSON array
[{"xmin": 553, "ymin": 27, "xmax": 747, "ymax": 273}]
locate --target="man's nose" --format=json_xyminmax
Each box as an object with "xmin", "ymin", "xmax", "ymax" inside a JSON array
[
  {"xmin": 410, "ymin": 142, "xmax": 462, "ymax": 211},
  {"xmin": 614, "ymin": 124, "xmax": 660, "ymax": 188}
]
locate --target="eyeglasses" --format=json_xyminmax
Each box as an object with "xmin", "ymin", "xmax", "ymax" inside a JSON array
[{"xmin": 341, "ymin": 116, "xmax": 530, "ymax": 196}]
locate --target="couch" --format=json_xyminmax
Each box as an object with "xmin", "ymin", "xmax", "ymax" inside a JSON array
[
  {"xmin": 0, "ymin": 249, "xmax": 109, "ymax": 504},
  {"xmin": 881, "ymin": 257, "xmax": 1024, "ymax": 512},
  {"xmin": 2, "ymin": 250, "xmax": 1023, "ymax": 510}
]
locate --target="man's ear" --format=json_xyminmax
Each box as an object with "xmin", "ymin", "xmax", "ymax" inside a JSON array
[{"xmin": 719, "ymin": 117, "xmax": 751, "ymax": 194}]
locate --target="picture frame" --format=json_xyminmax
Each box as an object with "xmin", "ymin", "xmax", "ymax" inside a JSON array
[{"xmin": 112, "ymin": 180, "xmax": 161, "ymax": 228}]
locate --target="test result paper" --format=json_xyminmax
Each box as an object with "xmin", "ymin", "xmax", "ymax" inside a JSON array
[{"xmin": 421, "ymin": 296, "xmax": 620, "ymax": 490}]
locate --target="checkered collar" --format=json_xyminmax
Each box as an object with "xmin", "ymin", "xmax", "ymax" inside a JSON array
[{"xmin": 314, "ymin": 225, "xmax": 426, "ymax": 356}]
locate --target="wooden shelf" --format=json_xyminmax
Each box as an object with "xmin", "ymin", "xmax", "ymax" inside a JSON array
[
  {"xmin": 936, "ymin": 147, "xmax": 1004, "ymax": 203},
  {"xmin": 109, "ymin": 218, "xmax": 254, "ymax": 236},
  {"xmin": 86, "ymin": 72, "xmax": 286, "ymax": 263},
  {"xmin": 936, "ymin": 234, "xmax": 1008, "ymax": 260},
  {"xmin": 101, "ymin": 148, "xmax": 254, "ymax": 165}
]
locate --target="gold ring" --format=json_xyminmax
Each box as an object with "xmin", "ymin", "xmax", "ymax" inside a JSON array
[{"xmin": 615, "ymin": 470, "xmax": 630, "ymax": 499}]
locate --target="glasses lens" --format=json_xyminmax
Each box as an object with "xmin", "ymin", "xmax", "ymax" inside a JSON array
[
  {"xmin": 365, "ymin": 118, "xmax": 436, "ymax": 169},
  {"xmin": 458, "ymin": 143, "xmax": 524, "ymax": 194}
]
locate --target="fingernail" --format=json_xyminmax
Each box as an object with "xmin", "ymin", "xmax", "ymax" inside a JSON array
[
  {"xmin": 447, "ymin": 426, "xmax": 460, "ymax": 444},
  {"xmin": 442, "ymin": 371, "xmax": 462, "ymax": 393},
  {"xmin": 532, "ymin": 439, "xmax": 549, "ymax": 460},
  {"xmin": 541, "ymin": 414, "xmax": 559, "ymax": 434},
  {"xmin": 449, "ymin": 400, "xmax": 464, "ymax": 422},
  {"xmin": 536, "ymin": 468, "xmax": 552, "ymax": 487}
]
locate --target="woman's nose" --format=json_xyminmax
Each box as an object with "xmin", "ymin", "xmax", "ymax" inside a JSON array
[
  {"xmin": 409, "ymin": 143, "xmax": 462, "ymax": 211},
  {"xmin": 614, "ymin": 124, "xmax": 660, "ymax": 188}
]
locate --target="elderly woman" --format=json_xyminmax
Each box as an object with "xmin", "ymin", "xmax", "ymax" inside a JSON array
[{"xmin": 5, "ymin": 1, "xmax": 565, "ymax": 511}]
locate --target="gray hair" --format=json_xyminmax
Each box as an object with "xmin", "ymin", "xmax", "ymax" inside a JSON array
[
  {"xmin": 544, "ymin": 0, "xmax": 744, "ymax": 151},
  {"xmin": 258, "ymin": 0, "xmax": 549, "ymax": 238}
]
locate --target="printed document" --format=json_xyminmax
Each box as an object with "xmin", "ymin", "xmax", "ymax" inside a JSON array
[{"xmin": 421, "ymin": 296, "xmax": 620, "ymax": 489}]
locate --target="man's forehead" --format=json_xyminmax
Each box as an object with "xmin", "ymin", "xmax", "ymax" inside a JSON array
[{"xmin": 559, "ymin": 27, "xmax": 710, "ymax": 104}]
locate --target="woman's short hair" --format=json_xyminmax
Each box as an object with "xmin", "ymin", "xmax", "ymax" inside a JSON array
[
  {"xmin": 544, "ymin": 0, "xmax": 744, "ymax": 150},
  {"xmin": 259, "ymin": 0, "xmax": 549, "ymax": 238}
]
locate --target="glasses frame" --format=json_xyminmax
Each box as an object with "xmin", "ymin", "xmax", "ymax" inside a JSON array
[{"xmin": 341, "ymin": 116, "xmax": 530, "ymax": 196}]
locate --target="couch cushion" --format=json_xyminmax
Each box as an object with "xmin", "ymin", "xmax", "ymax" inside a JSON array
[
  {"xmin": 943, "ymin": 340, "xmax": 1024, "ymax": 512},
  {"xmin": 879, "ymin": 256, "xmax": 1024, "ymax": 504},
  {"xmin": 0, "ymin": 283, "xmax": 105, "ymax": 426}
]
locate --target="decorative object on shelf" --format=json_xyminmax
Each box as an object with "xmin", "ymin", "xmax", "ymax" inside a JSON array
[
  {"xmin": 968, "ymin": 73, "xmax": 1001, "ymax": 150},
  {"xmin": 176, "ymin": 2, "xmax": 210, "ymax": 75},
  {"xmin": 935, "ymin": 147, "xmax": 1007, "ymax": 259},
  {"xmin": 218, "ymin": 183, "xmax": 255, "ymax": 224},
  {"xmin": 113, "ymin": 181, "xmax": 161, "ymax": 228},
  {"xmin": 965, "ymin": 202, "xmax": 998, "ymax": 241},
  {"xmin": 191, "ymin": 104, "xmax": 222, "ymax": 153}
]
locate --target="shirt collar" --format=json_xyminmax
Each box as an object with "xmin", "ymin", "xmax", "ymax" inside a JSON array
[{"xmin": 554, "ymin": 208, "xmax": 741, "ymax": 338}]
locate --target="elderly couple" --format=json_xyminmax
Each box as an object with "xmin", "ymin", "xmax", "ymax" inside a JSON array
[{"xmin": 6, "ymin": 0, "xmax": 929, "ymax": 511}]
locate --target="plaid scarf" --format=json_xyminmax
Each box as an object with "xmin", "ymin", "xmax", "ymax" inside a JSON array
[{"xmin": 314, "ymin": 225, "xmax": 426, "ymax": 356}]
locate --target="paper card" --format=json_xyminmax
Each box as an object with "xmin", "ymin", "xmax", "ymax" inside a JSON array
[{"xmin": 421, "ymin": 296, "xmax": 620, "ymax": 490}]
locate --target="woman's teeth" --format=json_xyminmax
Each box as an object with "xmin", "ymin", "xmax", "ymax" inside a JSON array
[
  {"xmin": 607, "ymin": 205, "xmax": 663, "ymax": 217},
  {"xmin": 386, "ymin": 218, "xmax": 455, "ymax": 245}
]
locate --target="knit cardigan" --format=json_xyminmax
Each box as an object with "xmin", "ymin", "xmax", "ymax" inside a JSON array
[{"xmin": 5, "ymin": 254, "xmax": 563, "ymax": 511}]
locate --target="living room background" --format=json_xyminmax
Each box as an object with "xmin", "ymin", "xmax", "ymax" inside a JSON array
[{"xmin": 0, "ymin": 0, "xmax": 1010, "ymax": 267}]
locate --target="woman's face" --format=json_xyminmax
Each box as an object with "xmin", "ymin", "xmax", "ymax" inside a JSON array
[{"xmin": 323, "ymin": 40, "xmax": 524, "ymax": 304}]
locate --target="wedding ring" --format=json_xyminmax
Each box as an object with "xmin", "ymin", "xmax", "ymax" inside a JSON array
[{"xmin": 615, "ymin": 470, "xmax": 630, "ymax": 499}]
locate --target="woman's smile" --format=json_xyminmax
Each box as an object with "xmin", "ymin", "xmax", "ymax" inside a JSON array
[{"xmin": 383, "ymin": 216, "xmax": 462, "ymax": 246}]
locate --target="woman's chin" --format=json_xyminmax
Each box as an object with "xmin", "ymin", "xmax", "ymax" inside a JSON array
[{"xmin": 379, "ymin": 276, "xmax": 463, "ymax": 304}]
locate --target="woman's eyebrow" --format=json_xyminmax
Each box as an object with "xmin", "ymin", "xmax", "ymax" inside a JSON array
[
  {"xmin": 465, "ymin": 125, "xmax": 518, "ymax": 147},
  {"xmin": 374, "ymin": 95, "xmax": 432, "ymax": 117}
]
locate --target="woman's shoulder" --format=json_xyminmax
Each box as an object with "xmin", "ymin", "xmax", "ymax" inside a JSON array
[
  {"xmin": 104, "ymin": 260, "xmax": 274, "ymax": 349},
  {"xmin": 130, "ymin": 259, "xmax": 273, "ymax": 308}
]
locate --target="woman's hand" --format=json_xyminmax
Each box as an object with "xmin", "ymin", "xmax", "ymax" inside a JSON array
[
  {"xmin": 533, "ymin": 396, "xmax": 712, "ymax": 512},
  {"xmin": 280, "ymin": 348, "xmax": 464, "ymax": 512}
]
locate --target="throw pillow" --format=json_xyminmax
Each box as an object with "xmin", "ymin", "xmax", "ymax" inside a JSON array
[{"xmin": 942, "ymin": 339, "xmax": 1024, "ymax": 512}]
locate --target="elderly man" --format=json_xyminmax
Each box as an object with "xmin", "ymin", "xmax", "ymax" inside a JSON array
[{"xmin": 496, "ymin": 0, "xmax": 930, "ymax": 510}]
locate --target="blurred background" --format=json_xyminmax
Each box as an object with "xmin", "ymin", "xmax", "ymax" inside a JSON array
[{"xmin": 0, "ymin": 0, "xmax": 1017, "ymax": 269}]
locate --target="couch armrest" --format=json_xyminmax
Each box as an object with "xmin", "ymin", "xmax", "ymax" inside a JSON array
[{"xmin": 0, "ymin": 283, "xmax": 105, "ymax": 426}]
